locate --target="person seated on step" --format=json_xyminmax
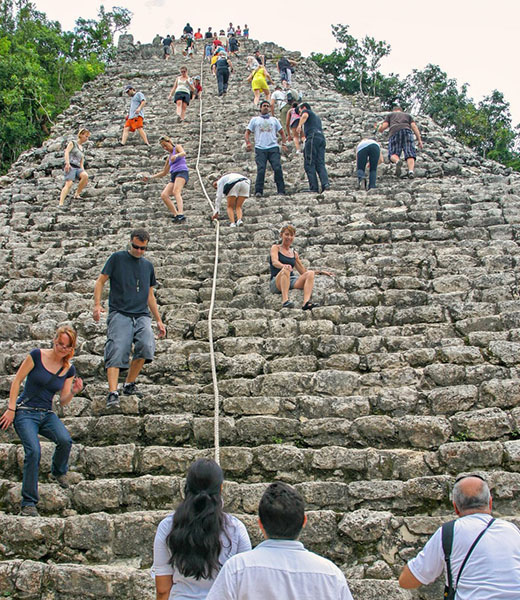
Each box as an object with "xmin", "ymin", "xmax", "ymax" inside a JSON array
[
  {"xmin": 269, "ymin": 225, "xmax": 333, "ymax": 310},
  {"xmin": 206, "ymin": 482, "xmax": 354, "ymax": 600},
  {"xmin": 59, "ymin": 127, "xmax": 90, "ymax": 206},
  {"xmin": 93, "ymin": 228, "xmax": 166, "ymax": 409},
  {"xmin": 0, "ymin": 326, "xmax": 83, "ymax": 517},
  {"xmin": 211, "ymin": 172, "xmax": 251, "ymax": 226},
  {"xmin": 168, "ymin": 67, "xmax": 195, "ymax": 122},
  {"xmin": 142, "ymin": 136, "xmax": 188, "ymax": 223},
  {"xmin": 152, "ymin": 458, "xmax": 251, "ymax": 600},
  {"xmin": 377, "ymin": 106, "xmax": 423, "ymax": 179},
  {"xmin": 356, "ymin": 136, "xmax": 383, "ymax": 190}
]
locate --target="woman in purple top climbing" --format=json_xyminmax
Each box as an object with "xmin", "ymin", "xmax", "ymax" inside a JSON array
[{"xmin": 143, "ymin": 136, "xmax": 188, "ymax": 222}]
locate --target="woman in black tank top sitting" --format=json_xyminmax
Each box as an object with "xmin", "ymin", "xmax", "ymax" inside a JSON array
[{"xmin": 269, "ymin": 225, "xmax": 333, "ymax": 310}]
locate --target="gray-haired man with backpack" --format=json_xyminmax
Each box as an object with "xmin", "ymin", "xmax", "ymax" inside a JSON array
[{"xmin": 399, "ymin": 474, "xmax": 520, "ymax": 599}]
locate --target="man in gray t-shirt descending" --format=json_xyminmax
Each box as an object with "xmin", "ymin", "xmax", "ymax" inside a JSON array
[
  {"xmin": 121, "ymin": 84, "xmax": 150, "ymax": 146},
  {"xmin": 378, "ymin": 106, "xmax": 423, "ymax": 179},
  {"xmin": 93, "ymin": 228, "xmax": 166, "ymax": 409}
]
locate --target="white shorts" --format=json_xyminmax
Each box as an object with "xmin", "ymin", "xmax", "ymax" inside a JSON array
[{"xmin": 227, "ymin": 180, "xmax": 250, "ymax": 198}]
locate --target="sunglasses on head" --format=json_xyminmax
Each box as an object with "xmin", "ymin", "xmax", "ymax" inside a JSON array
[
  {"xmin": 454, "ymin": 473, "xmax": 486, "ymax": 484},
  {"xmin": 131, "ymin": 242, "xmax": 148, "ymax": 251}
]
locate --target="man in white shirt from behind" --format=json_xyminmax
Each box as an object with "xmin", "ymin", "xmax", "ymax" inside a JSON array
[
  {"xmin": 399, "ymin": 474, "xmax": 520, "ymax": 599},
  {"xmin": 206, "ymin": 481, "xmax": 354, "ymax": 600}
]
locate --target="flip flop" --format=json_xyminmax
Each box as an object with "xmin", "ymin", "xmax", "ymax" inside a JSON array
[{"xmin": 302, "ymin": 301, "xmax": 318, "ymax": 311}]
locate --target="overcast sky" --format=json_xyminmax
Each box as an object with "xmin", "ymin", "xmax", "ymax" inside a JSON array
[{"xmin": 34, "ymin": 0, "xmax": 519, "ymax": 126}]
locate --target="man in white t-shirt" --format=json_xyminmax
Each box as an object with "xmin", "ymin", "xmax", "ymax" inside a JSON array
[
  {"xmin": 245, "ymin": 101, "xmax": 287, "ymax": 197},
  {"xmin": 206, "ymin": 482, "xmax": 354, "ymax": 600},
  {"xmin": 399, "ymin": 474, "xmax": 520, "ymax": 599}
]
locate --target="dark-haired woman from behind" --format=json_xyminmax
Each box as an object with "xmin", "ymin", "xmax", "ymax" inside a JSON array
[{"xmin": 152, "ymin": 458, "xmax": 251, "ymax": 600}]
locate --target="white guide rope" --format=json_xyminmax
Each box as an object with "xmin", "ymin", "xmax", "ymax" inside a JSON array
[{"xmin": 194, "ymin": 53, "xmax": 221, "ymax": 464}]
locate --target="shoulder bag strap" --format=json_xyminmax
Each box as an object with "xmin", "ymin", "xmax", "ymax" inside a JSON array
[
  {"xmin": 442, "ymin": 520, "xmax": 455, "ymax": 595},
  {"xmin": 455, "ymin": 517, "xmax": 495, "ymax": 589}
]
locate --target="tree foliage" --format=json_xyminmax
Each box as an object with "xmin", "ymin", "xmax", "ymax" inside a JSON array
[
  {"xmin": 311, "ymin": 24, "xmax": 520, "ymax": 171},
  {"xmin": 0, "ymin": 1, "xmax": 131, "ymax": 174}
]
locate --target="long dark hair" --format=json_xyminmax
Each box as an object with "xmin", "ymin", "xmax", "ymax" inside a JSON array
[{"xmin": 167, "ymin": 458, "xmax": 229, "ymax": 579}]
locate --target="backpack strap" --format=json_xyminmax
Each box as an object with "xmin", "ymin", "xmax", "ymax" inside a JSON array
[
  {"xmin": 441, "ymin": 519, "xmax": 456, "ymax": 596},
  {"xmin": 455, "ymin": 517, "xmax": 495, "ymax": 589}
]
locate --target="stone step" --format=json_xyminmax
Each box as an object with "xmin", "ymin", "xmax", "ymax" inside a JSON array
[
  {"xmin": 2, "ymin": 443, "xmax": 520, "ymax": 512},
  {"xmin": 0, "ymin": 559, "xmax": 414, "ymax": 600}
]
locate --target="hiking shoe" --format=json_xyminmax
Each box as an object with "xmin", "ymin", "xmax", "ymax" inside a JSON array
[
  {"xmin": 50, "ymin": 473, "xmax": 70, "ymax": 489},
  {"xmin": 395, "ymin": 160, "xmax": 402, "ymax": 177},
  {"xmin": 230, "ymin": 222, "xmax": 236, "ymax": 228},
  {"xmin": 408, "ymin": 170, "xmax": 415, "ymax": 179},
  {"xmin": 122, "ymin": 382, "xmax": 143, "ymax": 398},
  {"xmin": 176, "ymin": 214, "xmax": 186, "ymax": 223},
  {"xmin": 282, "ymin": 300, "xmax": 294, "ymax": 309},
  {"xmin": 106, "ymin": 391, "xmax": 120, "ymax": 409},
  {"xmin": 236, "ymin": 219, "xmax": 243, "ymax": 226},
  {"xmin": 255, "ymin": 192, "xmax": 262, "ymax": 198},
  {"xmin": 20, "ymin": 505, "xmax": 39, "ymax": 517}
]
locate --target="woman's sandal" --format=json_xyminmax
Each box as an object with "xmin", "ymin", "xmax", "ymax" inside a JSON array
[
  {"xmin": 282, "ymin": 301, "xmax": 294, "ymax": 309},
  {"xmin": 302, "ymin": 301, "xmax": 318, "ymax": 311}
]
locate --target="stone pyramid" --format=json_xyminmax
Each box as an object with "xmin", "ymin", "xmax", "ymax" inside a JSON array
[{"xmin": 0, "ymin": 35, "xmax": 519, "ymax": 600}]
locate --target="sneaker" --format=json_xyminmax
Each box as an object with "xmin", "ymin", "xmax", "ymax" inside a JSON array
[
  {"xmin": 408, "ymin": 170, "xmax": 415, "ymax": 179},
  {"xmin": 50, "ymin": 473, "xmax": 70, "ymax": 489},
  {"xmin": 106, "ymin": 391, "xmax": 120, "ymax": 408},
  {"xmin": 358, "ymin": 178, "xmax": 366, "ymax": 190},
  {"xmin": 230, "ymin": 222, "xmax": 236, "ymax": 228},
  {"xmin": 20, "ymin": 505, "xmax": 39, "ymax": 517},
  {"xmin": 176, "ymin": 214, "xmax": 186, "ymax": 222},
  {"xmin": 122, "ymin": 382, "xmax": 143, "ymax": 398},
  {"xmin": 236, "ymin": 219, "xmax": 243, "ymax": 226},
  {"xmin": 255, "ymin": 192, "xmax": 262, "ymax": 198},
  {"xmin": 321, "ymin": 185, "xmax": 331, "ymax": 192},
  {"xmin": 395, "ymin": 160, "xmax": 402, "ymax": 178}
]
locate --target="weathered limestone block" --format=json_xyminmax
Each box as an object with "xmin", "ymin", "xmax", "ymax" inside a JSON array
[
  {"xmin": 396, "ymin": 416, "xmax": 452, "ymax": 448},
  {"xmin": 450, "ymin": 407, "xmax": 511, "ymax": 440},
  {"xmin": 350, "ymin": 416, "xmax": 397, "ymax": 447},
  {"xmin": 223, "ymin": 396, "xmax": 280, "ymax": 415},
  {"xmin": 339, "ymin": 509, "xmax": 393, "ymax": 542},
  {"xmin": 235, "ymin": 416, "xmax": 299, "ymax": 444},
  {"xmin": 73, "ymin": 479, "xmax": 123, "ymax": 512},
  {"xmin": 143, "ymin": 415, "xmax": 192, "ymax": 445},
  {"xmin": 437, "ymin": 441, "xmax": 504, "ymax": 472},
  {"xmin": 488, "ymin": 340, "xmax": 520, "ymax": 366},
  {"xmin": 427, "ymin": 385, "xmax": 478, "ymax": 414}
]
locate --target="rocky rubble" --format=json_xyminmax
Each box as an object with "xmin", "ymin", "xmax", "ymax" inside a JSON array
[{"xmin": 0, "ymin": 35, "xmax": 519, "ymax": 599}]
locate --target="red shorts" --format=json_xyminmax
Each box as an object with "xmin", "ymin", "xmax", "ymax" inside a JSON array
[{"xmin": 124, "ymin": 116, "xmax": 144, "ymax": 132}]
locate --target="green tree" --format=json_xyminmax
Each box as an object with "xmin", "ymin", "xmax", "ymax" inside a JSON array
[
  {"xmin": 0, "ymin": 1, "xmax": 131, "ymax": 174},
  {"xmin": 73, "ymin": 5, "xmax": 132, "ymax": 61}
]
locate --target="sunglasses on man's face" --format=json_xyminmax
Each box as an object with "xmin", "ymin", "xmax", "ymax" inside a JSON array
[{"xmin": 131, "ymin": 242, "xmax": 148, "ymax": 251}]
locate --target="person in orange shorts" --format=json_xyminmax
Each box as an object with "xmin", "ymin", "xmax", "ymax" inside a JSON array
[{"xmin": 122, "ymin": 85, "xmax": 150, "ymax": 146}]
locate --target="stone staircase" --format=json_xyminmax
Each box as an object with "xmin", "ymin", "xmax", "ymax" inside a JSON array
[{"xmin": 1, "ymin": 35, "xmax": 520, "ymax": 599}]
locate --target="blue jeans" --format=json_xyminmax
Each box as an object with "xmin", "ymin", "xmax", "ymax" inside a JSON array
[
  {"xmin": 14, "ymin": 410, "xmax": 72, "ymax": 507},
  {"xmin": 254, "ymin": 147, "xmax": 285, "ymax": 195},
  {"xmin": 303, "ymin": 132, "xmax": 329, "ymax": 192},
  {"xmin": 216, "ymin": 68, "xmax": 229, "ymax": 94},
  {"xmin": 357, "ymin": 143, "xmax": 380, "ymax": 189}
]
